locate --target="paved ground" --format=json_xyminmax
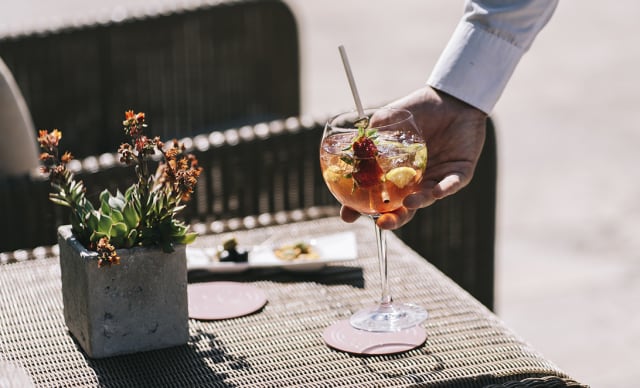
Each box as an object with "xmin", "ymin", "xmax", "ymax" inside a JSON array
[{"xmin": 2, "ymin": 1, "xmax": 639, "ymax": 387}]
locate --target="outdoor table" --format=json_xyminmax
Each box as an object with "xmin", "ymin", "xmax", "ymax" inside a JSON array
[{"xmin": 0, "ymin": 216, "xmax": 585, "ymax": 387}]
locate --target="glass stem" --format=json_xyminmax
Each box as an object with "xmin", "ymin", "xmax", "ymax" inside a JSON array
[{"xmin": 371, "ymin": 216, "xmax": 392, "ymax": 307}]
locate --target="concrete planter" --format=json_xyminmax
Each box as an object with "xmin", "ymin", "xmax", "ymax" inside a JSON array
[{"xmin": 57, "ymin": 225, "xmax": 189, "ymax": 359}]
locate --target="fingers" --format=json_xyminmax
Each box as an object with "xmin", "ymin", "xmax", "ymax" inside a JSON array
[
  {"xmin": 376, "ymin": 207, "xmax": 416, "ymax": 230},
  {"xmin": 369, "ymin": 106, "xmax": 400, "ymax": 127},
  {"xmin": 402, "ymin": 173, "xmax": 466, "ymax": 209},
  {"xmin": 432, "ymin": 174, "xmax": 464, "ymax": 199},
  {"xmin": 341, "ymin": 205, "xmax": 415, "ymax": 230},
  {"xmin": 341, "ymin": 173, "xmax": 464, "ymax": 229},
  {"xmin": 340, "ymin": 206, "xmax": 360, "ymax": 223},
  {"xmin": 403, "ymin": 191, "xmax": 436, "ymax": 209},
  {"xmin": 403, "ymin": 179, "xmax": 437, "ymax": 209}
]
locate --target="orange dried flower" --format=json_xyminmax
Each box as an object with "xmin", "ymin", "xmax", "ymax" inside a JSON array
[
  {"xmin": 157, "ymin": 140, "xmax": 202, "ymax": 202},
  {"xmin": 37, "ymin": 129, "xmax": 62, "ymax": 150},
  {"xmin": 60, "ymin": 151, "xmax": 73, "ymax": 164},
  {"xmin": 96, "ymin": 237, "xmax": 120, "ymax": 267},
  {"xmin": 123, "ymin": 110, "xmax": 146, "ymax": 137}
]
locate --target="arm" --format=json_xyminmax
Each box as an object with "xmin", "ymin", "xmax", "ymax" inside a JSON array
[
  {"xmin": 341, "ymin": 0, "xmax": 558, "ymax": 229},
  {"xmin": 428, "ymin": 0, "xmax": 558, "ymax": 114}
]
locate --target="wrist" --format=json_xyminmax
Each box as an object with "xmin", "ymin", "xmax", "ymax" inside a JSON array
[
  {"xmin": 392, "ymin": 86, "xmax": 486, "ymax": 132},
  {"xmin": 429, "ymin": 86, "xmax": 487, "ymax": 119}
]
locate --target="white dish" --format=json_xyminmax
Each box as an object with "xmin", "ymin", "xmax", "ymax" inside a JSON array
[
  {"xmin": 186, "ymin": 246, "xmax": 250, "ymax": 273},
  {"xmin": 187, "ymin": 231, "xmax": 357, "ymax": 273}
]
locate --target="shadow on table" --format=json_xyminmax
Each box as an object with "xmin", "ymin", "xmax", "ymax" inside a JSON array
[
  {"xmin": 85, "ymin": 331, "xmax": 246, "ymax": 387},
  {"xmin": 352, "ymin": 347, "xmax": 587, "ymax": 387},
  {"xmin": 188, "ymin": 264, "xmax": 365, "ymax": 289}
]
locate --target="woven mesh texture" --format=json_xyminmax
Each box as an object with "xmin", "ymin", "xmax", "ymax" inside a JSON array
[{"xmin": 0, "ymin": 217, "xmax": 587, "ymax": 387}]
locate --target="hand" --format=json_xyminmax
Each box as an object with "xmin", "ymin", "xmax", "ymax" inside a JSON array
[{"xmin": 340, "ymin": 86, "xmax": 487, "ymax": 229}]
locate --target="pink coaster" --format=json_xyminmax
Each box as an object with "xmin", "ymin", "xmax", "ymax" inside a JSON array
[
  {"xmin": 188, "ymin": 282, "xmax": 267, "ymax": 320},
  {"xmin": 323, "ymin": 319, "xmax": 427, "ymax": 355}
]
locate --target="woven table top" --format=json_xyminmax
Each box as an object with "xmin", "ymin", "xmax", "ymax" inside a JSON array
[{"xmin": 0, "ymin": 217, "xmax": 587, "ymax": 387}]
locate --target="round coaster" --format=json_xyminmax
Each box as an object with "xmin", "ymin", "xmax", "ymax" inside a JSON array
[
  {"xmin": 188, "ymin": 281, "xmax": 267, "ymax": 320},
  {"xmin": 323, "ymin": 319, "xmax": 427, "ymax": 355}
]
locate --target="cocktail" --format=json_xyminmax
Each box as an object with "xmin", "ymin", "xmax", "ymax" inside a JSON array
[{"xmin": 320, "ymin": 107, "xmax": 429, "ymax": 332}]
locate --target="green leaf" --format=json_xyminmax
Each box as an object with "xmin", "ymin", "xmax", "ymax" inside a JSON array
[
  {"xmin": 90, "ymin": 231, "xmax": 108, "ymax": 243},
  {"xmin": 116, "ymin": 189, "xmax": 126, "ymax": 201},
  {"xmin": 122, "ymin": 202, "xmax": 140, "ymax": 229},
  {"xmin": 169, "ymin": 222, "xmax": 188, "ymax": 237},
  {"xmin": 49, "ymin": 196, "xmax": 72, "ymax": 208},
  {"xmin": 110, "ymin": 222, "xmax": 128, "ymax": 237},
  {"xmin": 99, "ymin": 189, "xmax": 110, "ymax": 205},
  {"xmin": 125, "ymin": 229, "xmax": 138, "ymax": 247},
  {"xmin": 86, "ymin": 211, "xmax": 100, "ymax": 231},
  {"xmin": 127, "ymin": 186, "xmax": 142, "ymax": 205},
  {"xmin": 340, "ymin": 156, "xmax": 354, "ymax": 166},
  {"xmin": 111, "ymin": 209, "xmax": 124, "ymax": 223},
  {"xmin": 109, "ymin": 190, "xmax": 126, "ymax": 210},
  {"xmin": 100, "ymin": 194, "xmax": 111, "ymax": 215},
  {"xmin": 82, "ymin": 200, "xmax": 95, "ymax": 214},
  {"xmin": 50, "ymin": 182, "xmax": 65, "ymax": 192},
  {"xmin": 68, "ymin": 182, "xmax": 82, "ymax": 201},
  {"xmin": 172, "ymin": 204, "xmax": 186, "ymax": 214},
  {"xmin": 97, "ymin": 214, "xmax": 113, "ymax": 235},
  {"xmin": 175, "ymin": 232, "xmax": 197, "ymax": 245}
]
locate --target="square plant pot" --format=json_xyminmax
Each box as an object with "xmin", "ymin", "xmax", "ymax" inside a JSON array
[{"xmin": 57, "ymin": 225, "xmax": 189, "ymax": 359}]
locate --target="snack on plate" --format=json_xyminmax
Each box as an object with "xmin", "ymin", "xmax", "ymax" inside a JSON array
[
  {"xmin": 217, "ymin": 237, "xmax": 249, "ymax": 263},
  {"xmin": 274, "ymin": 242, "xmax": 319, "ymax": 261}
]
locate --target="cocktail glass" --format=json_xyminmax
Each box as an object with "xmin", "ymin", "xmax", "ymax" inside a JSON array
[{"xmin": 320, "ymin": 107, "xmax": 428, "ymax": 332}]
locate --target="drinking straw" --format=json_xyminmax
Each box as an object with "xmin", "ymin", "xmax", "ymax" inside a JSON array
[
  {"xmin": 338, "ymin": 45, "xmax": 365, "ymax": 119},
  {"xmin": 338, "ymin": 45, "xmax": 390, "ymax": 204}
]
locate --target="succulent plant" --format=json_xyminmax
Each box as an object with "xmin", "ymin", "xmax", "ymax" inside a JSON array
[{"xmin": 38, "ymin": 111, "xmax": 201, "ymax": 266}]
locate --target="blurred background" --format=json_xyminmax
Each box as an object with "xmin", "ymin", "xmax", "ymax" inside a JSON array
[{"xmin": 2, "ymin": 1, "xmax": 639, "ymax": 386}]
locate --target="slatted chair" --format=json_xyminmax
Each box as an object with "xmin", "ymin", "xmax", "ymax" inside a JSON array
[
  {"xmin": 0, "ymin": 115, "xmax": 497, "ymax": 310},
  {"xmin": 0, "ymin": 0, "xmax": 299, "ymax": 159}
]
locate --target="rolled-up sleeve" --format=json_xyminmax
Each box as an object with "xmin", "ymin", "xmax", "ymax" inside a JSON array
[{"xmin": 427, "ymin": 0, "xmax": 558, "ymax": 114}]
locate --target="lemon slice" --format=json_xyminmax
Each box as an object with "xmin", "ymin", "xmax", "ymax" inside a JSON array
[
  {"xmin": 385, "ymin": 167, "xmax": 417, "ymax": 188},
  {"xmin": 413, "ymin": 145, "xmax": 428, "ymax": 170},
  {"xmin": 323, "ymin": 165, "xmax": 344, "ymax": 183},
  {"xmin": 413, "ymin": 147, "xmax": 427, "ymax": 170}
]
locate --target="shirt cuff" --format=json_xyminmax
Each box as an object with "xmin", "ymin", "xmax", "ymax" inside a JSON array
[{"xmin": 427, "ymin": 20, "xmax": 526, "ymax": 114}]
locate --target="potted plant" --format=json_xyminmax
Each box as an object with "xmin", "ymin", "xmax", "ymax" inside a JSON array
[{"xmin": 38, "ymin": 111, "xmax": 201, "ymax": 358}]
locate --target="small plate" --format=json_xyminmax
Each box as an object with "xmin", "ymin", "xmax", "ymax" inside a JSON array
[
  {"xmin": 252, "ymin": 232, "xmax": 357, "ymax": 271},
  {"xmin": 187, "ymin": 231, "xmax": 357, "ymax": 273},
  {"xmin": 186, "ymin": 247, "xmax": 250, "ymax": 273}
]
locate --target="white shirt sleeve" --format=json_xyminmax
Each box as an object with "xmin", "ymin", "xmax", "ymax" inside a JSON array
[{"xmin": 427, "ymin": 0, "xmax": 558, "ymax": 114}]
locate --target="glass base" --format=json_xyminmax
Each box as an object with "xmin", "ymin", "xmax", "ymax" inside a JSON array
[{"xmin": 350, "ymin": 302, "xmax": 428, "ymax": 332}]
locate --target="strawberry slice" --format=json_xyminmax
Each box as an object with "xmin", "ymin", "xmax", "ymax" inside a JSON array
[
  {"xmin": 351, "ymin": 134, "xmax": 383, "ymax": 188},
  {"xmin": 353, "ymin": 159, "xmax": 383, "ymax": 188},
  {"xmin": 353, "ymin": 136, "xmax": 378, "ymax": 158}
]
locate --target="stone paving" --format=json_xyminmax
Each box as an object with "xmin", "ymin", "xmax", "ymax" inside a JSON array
[{"xmin": 3, "ymin": 1, "xmax": 639, "ymax": 386}]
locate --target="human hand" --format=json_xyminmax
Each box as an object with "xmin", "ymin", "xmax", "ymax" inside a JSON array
[{"xmin": 340, "ymin": 86, "xmax": 487, "ymax": 229}]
